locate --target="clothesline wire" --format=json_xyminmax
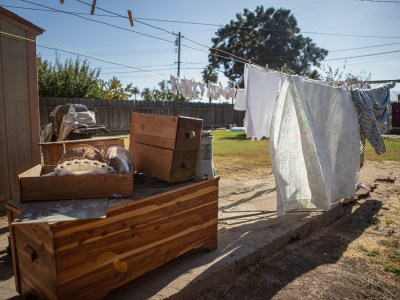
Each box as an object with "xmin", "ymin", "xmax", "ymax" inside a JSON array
[
  {"xmin": 20, "ymin": 0, "xmax": 176, "ymax": 45},
  {"xmin": 5, "ymin": 2, "xmax": 400, "ymax": 40},
  {"xmin": 19, "ymin": 0, "xmax": 253, "ymax": 67},
  {"xmin": 0, "ymin": 30, "xmax": 168, "ymax": 77},
  {"xmin": 74, "ymin": 0, "xmax": 252, "ymax": 65},
  {"xmin": 5, "ymin": 2, "xmax": 400, "ymax": 66}
]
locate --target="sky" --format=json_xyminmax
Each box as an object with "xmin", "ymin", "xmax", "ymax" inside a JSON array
[{"xmin": 1, "ymin": 0, "xmax": 400, "ymax": 100}]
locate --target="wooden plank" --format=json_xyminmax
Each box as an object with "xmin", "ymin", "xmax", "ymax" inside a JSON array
[
  {"xmin": 1, "ymin": 22, "xmax": 32, "ymax": 201},
  {"xmin": 54, "ymin": 198, "xmax": 217, "ymax": 282},
  {"xmin": 19, "ymin": 166, "xmax": 133, "ymax": 201},
  {"xmin": 58, "ymin": 225, "xmax": 216, "ymax": 300},
  {"xmin": 51, "ymin": 178, "xmax": 218, "ymax": 233},
  {"xmin": 26, "ymin": 31, "xmax": 41, "ymax": 170},
  {"xmin": 0, "ymin": 23, "xmax": 11, "ymax": 203},
  {"xmin": 53, "ymin": 184, "xmax": 217, "ymax": 246},
  {"xmin": 130, "ymin": 112, "xmax": 178, "ymax": 149}
]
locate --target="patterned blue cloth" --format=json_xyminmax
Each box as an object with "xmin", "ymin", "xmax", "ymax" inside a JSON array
[{"xmin": 351, "ymin": 83, "xmax": 395, "ymax": 166}]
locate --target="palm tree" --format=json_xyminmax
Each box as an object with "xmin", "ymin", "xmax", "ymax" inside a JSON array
[
  {"xmin": 141, "ymin": 88, "xmax": 152, "ymax": 101},
  {"xmin": 131, "ymin": 86, "xmax": 140, "ymax": 101}
]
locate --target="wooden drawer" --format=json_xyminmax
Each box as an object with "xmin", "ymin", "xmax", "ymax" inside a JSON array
[
  {"xmin": 40, "ymin": 137, "xmax": 125, "ymax": 165},
  {"xmin": 7, "ymin": 178, "xmax": 219, "ymax": 299},
  {"xmin": 130, "ymin": 112, "xmax": 202, "ymax": 151},
  {"xmin": 130, "ymin": 113, "xmax": 202, "ymax": 182},
  {"xmin": 18, "ymin": 165, "xmax": 133, "ymax": 202},
  {"xmin": 131, "ymin": 142, "xmax": 198, "ymax": 183}
]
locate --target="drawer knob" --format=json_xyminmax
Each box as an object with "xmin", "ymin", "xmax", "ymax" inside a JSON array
[
  {"xmin": 181, "ymin": 162, "xmax": 190, "ymax": 170},
  {"xmin": 185, "ymin": 131, "xmax": 196, "ymax": 139},
  {"xmin": 24, "ymin": 245, "xmax": 37, "ymax": 262}
]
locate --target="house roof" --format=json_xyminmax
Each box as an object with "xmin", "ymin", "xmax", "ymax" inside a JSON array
[{"xmin": 0, "ymin": 7, "xmax": 44, "ymax": 36}]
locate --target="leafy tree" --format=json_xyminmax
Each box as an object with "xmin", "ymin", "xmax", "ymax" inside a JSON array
[
  {"xmin": 206, "ymin": 6, "xmax": 328, "ymax": 86},
  {"xmin": 320, "ymin": 63, "xmax": 371, "ymax": 86},
  {"xmin": 202, "ymin": 65, "xmax": 219, "ymax": 84},
  {"xmin": 101, "ymin": 76, "xmax": 133, "ymax": 100},
  {"xmin": 37, "ymin": 56, "xmax": 136, "ymax": 100},
  {"xmin": 37, "ymin": 56, "xmax": 104, "ymax": 98}
]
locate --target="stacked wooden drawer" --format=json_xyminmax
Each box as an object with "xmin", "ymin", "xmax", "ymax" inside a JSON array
[{"xmin": 129, "ymin": 113, "xmax": 203, "ymax": 183}]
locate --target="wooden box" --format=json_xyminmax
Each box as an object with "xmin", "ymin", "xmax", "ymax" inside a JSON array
[
  {"xmin": 40, "ymin": 137, "xmax": 125, "ymax": 165},
  {"xmin": 18, "ymin": 165, "xmax": 133, "ymax": 202},
  {"xmin": 130, "ymin": 113, "xmax": 202, "ymax": 183},
  {"xmin": 7, "ymin": 178, "xmax": 219, "ymax": 300}
]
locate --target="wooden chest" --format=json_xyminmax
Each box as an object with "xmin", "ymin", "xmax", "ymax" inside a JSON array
[
  {"xmin": 40, "ymin": 137, "xmax": 125, "ymax": 165},
  {"xmin": 7, "ymin": 178, "xmax": 219, "ymax": 299},
  {"xmin": 18, "ymin": 165, "xmax": 133, "ymax": 202},
  {"xmin": 130, "ymin": 113, "xmax": 202, "ymax": 183}
]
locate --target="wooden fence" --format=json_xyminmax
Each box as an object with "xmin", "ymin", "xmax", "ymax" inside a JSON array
[{"xmin": 39, "ymin": 98, "xmax": 245, "ymax": 133}]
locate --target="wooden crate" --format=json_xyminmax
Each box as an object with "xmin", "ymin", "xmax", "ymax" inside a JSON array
[
  {"xmin": 7, "ymin": 178, "xmax": 219, "ymax": 300},
  {"xmin": 40, "ymin": 137, "xmax": 125, "ymax": 165},
  {"xmin": 18, "ymin": 165, "xmax": 133, "ymax": 202},
  {"xmin": 130, "ymin": 113, "xmax": 202, "ymax": 182}
]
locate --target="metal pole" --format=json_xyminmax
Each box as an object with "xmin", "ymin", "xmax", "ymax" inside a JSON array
[{"xmin": 177, "ymin": 32, "xmax": 181, "ymax": 78}]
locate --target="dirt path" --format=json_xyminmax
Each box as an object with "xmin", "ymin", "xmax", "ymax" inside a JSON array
[{"xmin": 198, "ymin": 161, "xmax": 400, "ymax": 300}]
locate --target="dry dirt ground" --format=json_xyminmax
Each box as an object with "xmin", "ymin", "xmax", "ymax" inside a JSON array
[
  {"xmin": 1, "ymin": 161, "xmax": 399, "ymax": 299},
  {"xmin": 198, "ymin": 160, "xmax": 400, "ymax": 300}
]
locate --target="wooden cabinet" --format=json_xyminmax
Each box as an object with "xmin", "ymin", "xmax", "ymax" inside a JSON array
[
  {"xmin": 0, "ymin": 8, "xmax": 44, "ymax": 211},
  {"xmin": 130, "ymin": 112, "xmax": 203, "ymax": 183},
  {"xmin": 7, "ymin": 178, "xmax": 219, "ymax": 299}
]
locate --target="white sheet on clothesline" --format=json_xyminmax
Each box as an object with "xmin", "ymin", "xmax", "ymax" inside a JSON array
[{"xmin": 270, "ymin": 75, "xmax": 360, "ymax": 215}]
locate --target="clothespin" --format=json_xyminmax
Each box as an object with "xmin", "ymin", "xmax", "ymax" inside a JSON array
[
  {"xmin": 127, "ymin": 10, "xmax": 134, "ymax": 27},
  {"xmin": 90, "ymin": 0, "xmax": 97, "ymax": 15}
]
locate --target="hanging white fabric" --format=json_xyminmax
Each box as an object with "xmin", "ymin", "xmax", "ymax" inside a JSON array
[
  {"xmin": 270, "ymin": 75, "xmax": 360, "ymax": 215},
  {"xmin": 242, "ymin": 64, "xmax": 286, "ymax": 140}
]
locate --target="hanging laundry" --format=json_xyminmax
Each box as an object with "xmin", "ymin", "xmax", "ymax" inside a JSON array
[
  {"xmin": 199, "ymin": 83, "xmax": 206, "ymax": 97},
  {"xmin": 242, "ymin": 64, "xmax": 286, "ymax": 140},
  {"xmin": 180, "ymin": 78, "xmax": 193, "ymax": 99},
  {"xmin": 270, "ymin": 76, "xmax": 360, "ymax": 215},
  {"xmin": 350, "ymin": 82, "xmax": 395, "ymax": 166},
  {"xmin": 234, "ymin": 89, "xmax": 246, "ymax": 111},
  {"xmin": 170, "ymin": 75, "xmax": 179, "ymax": 94}
]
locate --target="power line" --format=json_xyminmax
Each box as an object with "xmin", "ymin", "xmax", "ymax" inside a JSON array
[
  {"xmin": 0, "ymin": 29, "xmax": 167, "ymax": 76},
  {"xmin": 325, "ymin": 49, "xmax": 400, "ymax": 61},
  {"xmin": 7, "ymin": 2, "xmax": 400, "ymax": 40},
  {"xmin": 2, "ymin": 0, "xmax": 400, "ymax": 42},
  {"xmin": 330, "ymin": 42, "xmax": 400, "ymax": 52},
  {"xmin": 0, "ymin": 4, "xmax": 121, "ymax": 17},
  {"xmin": 73, "ymin": 0, "xmax": 252, "ymax": 65},
  {"xmin": 19, "ymin": 0, "xmax": 176, "ymax": 45},
  {"xmin": 357, "ymin": 0, "xmax": 400, "ymax": 3},
  {"xmin": 18, "ymin": 0, "xmax": 252, "ymax": 67}
]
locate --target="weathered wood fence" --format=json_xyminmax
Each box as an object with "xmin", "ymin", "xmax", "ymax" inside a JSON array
[{"xmin": 39, "ymin": 98, "xmax": 245, "ymax": 134}]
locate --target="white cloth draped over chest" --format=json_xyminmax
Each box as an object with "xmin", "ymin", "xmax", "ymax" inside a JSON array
[{"xmin": 270, "ymin": 76, "xmax": 360, "ymax": 215}]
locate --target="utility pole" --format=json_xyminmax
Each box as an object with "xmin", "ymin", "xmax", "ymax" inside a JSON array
[{"xmin": 175, "ymin": 32, "xmax": 182, "ymax": 78}]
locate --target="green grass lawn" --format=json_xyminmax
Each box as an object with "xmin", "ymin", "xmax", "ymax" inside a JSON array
[
  {"xmin": 124, "ymin": 130, "xmax": 400, "ymax": 178},
  {"xmin": 211, "ymin": 130, "xmax": 400, "ymax": 176}
]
